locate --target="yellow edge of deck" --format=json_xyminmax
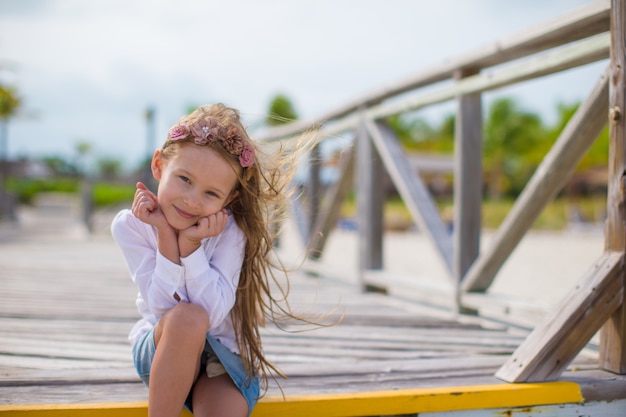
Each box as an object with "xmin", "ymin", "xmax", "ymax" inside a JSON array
[{"xmin": 0, "ymin": 382, "xmax": 583, "ymax": 417}]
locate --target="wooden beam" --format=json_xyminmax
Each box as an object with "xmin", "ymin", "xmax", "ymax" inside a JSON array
[
  {"xmin": 356, "ymin": 118, "xmax": 384, "ymax": 286},
  {"xmin": 461, "ymin": 66, "xmax": 609, "ymax": 293},
  {"xmin": 257, "ymin": 1, "xmax": 609, "ymax": 143},
  {"xmin": 271, "ymin": 33, "xmax": 609, "ymax": 146},
  {"xmin": 453, "ymin": 69, "xmax": 482, "ymax": 287},
  {"xmin": 0, "ymin": 382, "xmax": 584, "ymax": 417},
  {"xmin": 495, "ymin": 251, "xmax": 624, "ymax": 382},
  {"xmin": 307, "ymin": 146, "xmax": 355, "ymax": 260},
  {"xmin": 600, "ymin": 0, "xmax": 626, "ymax": 374},
  {"xmin": 369, "ymin": 34, "xmax": 609, "ymax": 125},
  {"xmin": 365, "ymin": 120, "xmax": 454, "ymax": 277},
  {"xmin": 307, "ymin": 144, "xmax": 322, "ymax": 237}
]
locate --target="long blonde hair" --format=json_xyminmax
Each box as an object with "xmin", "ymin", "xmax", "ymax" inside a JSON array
[{"xmin": 161, "ymin": 103, "xmax": 305, "ymax": 389}]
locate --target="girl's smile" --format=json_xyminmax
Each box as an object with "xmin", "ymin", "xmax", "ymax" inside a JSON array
[
  {"xmin": 173, "ymin": 205, "xmax": 196, "ymax": 220},
  {"xmin": 152, "ymin": 143, "xmax": 240, "ymax": 231}
]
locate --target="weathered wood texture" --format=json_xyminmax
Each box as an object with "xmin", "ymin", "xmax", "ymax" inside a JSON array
[
  {"xmin": 356, "ymin": 118, "xmax": 384, "ymax": 276},
  {"xmin": 461, "ymin": 66, "xmax": 610, "ymax": 293},
  {"xmin": 496, "ymin": 252, "xmax": 624, "ymax": 382},
  {"xmin": 0, "ymin": 201, "xmax": 609, "ymax": 406},
  {"xmin": 600, "ymin": 0, "xmax": 626, "ymax": 373},
  {"xmin": 364, "ymin": 120, "xmax": 453, "ymax": 277},
  {"xmin": 453, "ymin": 69, "xmax": 482, "ymax": 287},
  {"xmin": 307, "ymin": 146, "xmax": 355, "ymax": 260}
]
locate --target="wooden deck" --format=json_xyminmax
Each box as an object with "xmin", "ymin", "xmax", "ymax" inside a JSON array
[{"xmin": 1, "ymin": 198, "xmax": 625, "ymax": 416}]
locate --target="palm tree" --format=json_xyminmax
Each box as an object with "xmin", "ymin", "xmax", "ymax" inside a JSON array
[
  {"xmin": 0, "ymin": 84, "xmax": 20, "ymax": 220},
  {"xmin": 0, "ymin": 84, "xmax": 20, "ymax": 161},
  {"xmin": 483, "ymin": 97, "xmax": 545, "ymax": 199}
]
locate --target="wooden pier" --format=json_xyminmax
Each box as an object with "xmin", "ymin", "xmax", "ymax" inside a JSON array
[
  {"xmin": 4, "ymin": 0, "xmax": 626, "ymax": 415},
  {"xmin": 0, "ymin": 198, "xmax": 625, "ymax": 415}
]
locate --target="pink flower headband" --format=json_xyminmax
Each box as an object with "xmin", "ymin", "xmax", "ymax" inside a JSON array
[{"xmin": 167, "ymin": 119, "xmax": 255, "ymax": 168}]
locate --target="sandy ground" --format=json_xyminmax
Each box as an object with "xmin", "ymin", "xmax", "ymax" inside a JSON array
[{"xmin": 278, "ymin": 217, "xmax": 606, "ymax": 310}]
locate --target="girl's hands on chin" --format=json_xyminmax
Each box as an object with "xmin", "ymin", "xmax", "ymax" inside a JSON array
[
  {"xmin": 178, "ymin": 209, "xmax": 228, "ymax": 256},
  {"xmin": 131, "ymin": 182, "xmax": 170, "ymax": 230}
]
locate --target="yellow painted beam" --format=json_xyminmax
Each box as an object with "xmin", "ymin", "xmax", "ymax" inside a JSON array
[
  {"xmin": 0, "ymin": 382, "xmax": 583, "ymax": 417},
  {"xmin": 252, "ymin": 382, "xmax": 583, "ymax": 417},
  {"xmin": 0, "ymin": 402, "xmax": 169, "ymax": 417}
]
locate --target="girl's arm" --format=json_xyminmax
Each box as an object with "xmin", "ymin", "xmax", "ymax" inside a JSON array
[
  {"xmin": 181, "ymin": 215, "xmax": 246, "ymax": 330},
  {"xmin": 132, "ymin": 182, "xmax": 180, "ymax": 264},
  {"xmin": 178, "ymin": 208, "xmax": 228, "ymax": 258},
  {"xmin": 111, "ymin": 209, "xmax": 187, "ymax": 317}
]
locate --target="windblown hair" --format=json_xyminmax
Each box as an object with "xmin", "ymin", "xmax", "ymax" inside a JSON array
[{"xmin": 160, "ymin": 103, "xmax": 305, "ymax": 390}]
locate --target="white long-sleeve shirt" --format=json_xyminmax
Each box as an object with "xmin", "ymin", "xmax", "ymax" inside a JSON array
[{"xmin": 111, "ymin": 209, "xmax": 246, "ymax": 353}]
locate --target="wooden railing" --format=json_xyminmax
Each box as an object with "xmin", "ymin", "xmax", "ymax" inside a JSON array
[{"xmin": 257, "ymin": 0, "xmax": 625, "ymax": 383}]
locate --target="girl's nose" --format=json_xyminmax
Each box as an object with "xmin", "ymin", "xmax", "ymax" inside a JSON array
[{"xmin": 183, "ymin": 191, "xmax": 201, "ymax": 209}]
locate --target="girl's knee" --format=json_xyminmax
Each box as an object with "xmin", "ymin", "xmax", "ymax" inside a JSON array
[{"xmin": 162, "ymin": 302, "xmax": 210, "ymax": 337}]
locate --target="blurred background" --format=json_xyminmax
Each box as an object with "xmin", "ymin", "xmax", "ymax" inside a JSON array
[{"xmin": 0, "ymin": 0, "xmax": 607, "ymax": 231}]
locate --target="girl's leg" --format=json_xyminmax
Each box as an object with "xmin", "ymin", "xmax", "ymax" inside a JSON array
[
  {"xmin": 191, "ymin": 373, "xmax": 248, "ymax": 417},
  {"xmin": 149, "ymin": 302, "xmax": 209, "ymax": 417}
]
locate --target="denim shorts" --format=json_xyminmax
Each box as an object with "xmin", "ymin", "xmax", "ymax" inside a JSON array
[{"xmin": 132, "ymin": 328, "xmax": 260, "ymax": 415}]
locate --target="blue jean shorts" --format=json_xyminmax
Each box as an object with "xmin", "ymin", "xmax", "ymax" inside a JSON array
[{"xmin": 132, "ymin": 327, "xmax": 260, "ymax": 415}]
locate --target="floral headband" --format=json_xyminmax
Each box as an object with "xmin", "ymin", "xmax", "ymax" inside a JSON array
[{"xmin": 167, "ymin": 118, "xmax": 255, "ymax": 168}]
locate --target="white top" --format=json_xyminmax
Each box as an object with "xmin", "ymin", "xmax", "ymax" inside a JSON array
[{"xmin": 111, "ymin": 209, "xmax": 245, "ymax": 353}]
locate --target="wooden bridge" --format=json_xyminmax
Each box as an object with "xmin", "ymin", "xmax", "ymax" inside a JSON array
[{"xmin": 2, "ymin": 0, "xmax": 626, "ymax": 415}]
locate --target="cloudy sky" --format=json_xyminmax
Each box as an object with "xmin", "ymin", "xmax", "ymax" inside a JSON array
[{"xmin": 0, "ymin": 0, "xmax": 605, "ymax": 171}]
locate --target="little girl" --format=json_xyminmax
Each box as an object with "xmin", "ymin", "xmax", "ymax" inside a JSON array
[{"xmin": 111, "ymin": 103, "xmax": 294, "ymax": 417}]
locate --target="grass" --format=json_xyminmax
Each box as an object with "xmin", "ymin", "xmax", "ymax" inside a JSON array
[
  {"xmin": 6, "ymin": 177, "xmax": 136, "ymax": 208},
  {"xmin": 341, "ymin": 195, "xmax": 606, "ymax": 231},
  {"xmin": 91, "ymin": 182, "xmax": 135, "ymax": 207},
  {"xmin": 6, "ymin": 177, "xmax": 607, "ymax": 230}
]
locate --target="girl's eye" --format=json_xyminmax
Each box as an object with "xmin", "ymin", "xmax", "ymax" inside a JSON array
[
  {"xmin": 205, "ymin": 191, "xmax": 218, "ymax": 197},
  {"xmin": 179, "ymin": 176, "xmax": 190, "ymax": 184}
]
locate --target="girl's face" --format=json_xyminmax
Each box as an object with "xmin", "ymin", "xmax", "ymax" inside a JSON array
[{"xmin": 151, "ymin": 144, "xmax": 240, "ymax": 231}]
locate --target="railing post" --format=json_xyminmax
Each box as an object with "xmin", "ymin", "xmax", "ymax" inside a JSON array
[
  {"xmin": 308, "ymin": 144, "xmax": 322, "ymax": 238},
  {"xmin": 453, "ymin": 68, "xmax": 483, "ymax": 311},
  {"xmin": 356, "ymin": 115, "xmax": 384, "ymax": 291},
  {"xmin": 600, "ymin": 0, "xmax": 626, "ymax": 374}
]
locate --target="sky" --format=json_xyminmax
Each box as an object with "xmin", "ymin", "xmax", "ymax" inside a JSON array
[{"xmin": 0, "ymin": 0, "xmax": 606, "ymax": 172}]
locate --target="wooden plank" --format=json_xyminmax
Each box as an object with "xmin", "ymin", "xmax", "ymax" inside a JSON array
[
  {"xmin": 255, "ymin": 383, "xmax": 584, "ymax": 417},
  {"xmin": 356, "ymin": 117, "xmax": 384, "ymax": 281},
  {"xmin": 256, "ymin": 1, "xmax": 610, "ymax": 143},
  {"xmin": 307, "ymin": 144, "xmax": 322, "ymax": 237},
  {"xmin": 453, "ymin": 69, "xmax": 483, "ymax": 294},
  {"xmin": 307, "ymin": 146, "xmax": 355, "ymax": 260},
  {"xmin": 495, "ymin": 251, "xmax": 624, "ymax": 382},
  {"xmin": 0, "ymin": 382, "xmax": 584, "ymax": 417},
  {"xmin": 368, "ymin": 33, "xmax": 609, "ymax": 138},
  {"xmin": 2, "ymin": 191, "xmax": 623, "ymax": 412},
  {"xmin": 365, "ymin": 120, "xmax": 454, "ymax": 276},
  {"xmin": 600, "ymin": 0, "xmax": 626, "ymax": 374},
  {"xmin": 461, "ymin": 66, "xmax": 610, "ymax": 293},
  {"xmin": 3, "ymin": 400, "xmax": 626, "ymax": 417}
]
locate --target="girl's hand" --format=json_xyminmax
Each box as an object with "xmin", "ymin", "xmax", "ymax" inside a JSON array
[
  {"xmin": 131, "ymin": 182, "xmax": 169, "ymax": 230},
  {"xmin": 178, "ymin": 209, "xmax": 228, "ymax": 257}
]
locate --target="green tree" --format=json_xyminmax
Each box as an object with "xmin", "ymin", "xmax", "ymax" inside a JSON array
[
  {"xmin": 547, "ymin": 102, "xmax": 609, "ymax": 171},
  {"xmin": 483, "ymin": 97, "xmax": 546, "ymax": 198},
  {"xmin": 266, "ymin": 94, "xmax": 298, "ymax": 126},
  {"xmin": 74, "ymin": 141, "xmax": 92, "ymax": 177},
  {"xmin": 388, "ymin": 113, "xmax": 454, "ymax": 153},
  {"xmin": 0, "ymin": 84, "xmax": 20, "ymax": 161},
  {"xmin": 41, "ymin": 156, "xmax": 79, "ymax": 176},
  {"xmin": 97, "ymin": 157, "xmax": 123, "ymax": 180},
  {"xmin": 0, "ymin": 84, "xmax": 21, "ymax": 219}
]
